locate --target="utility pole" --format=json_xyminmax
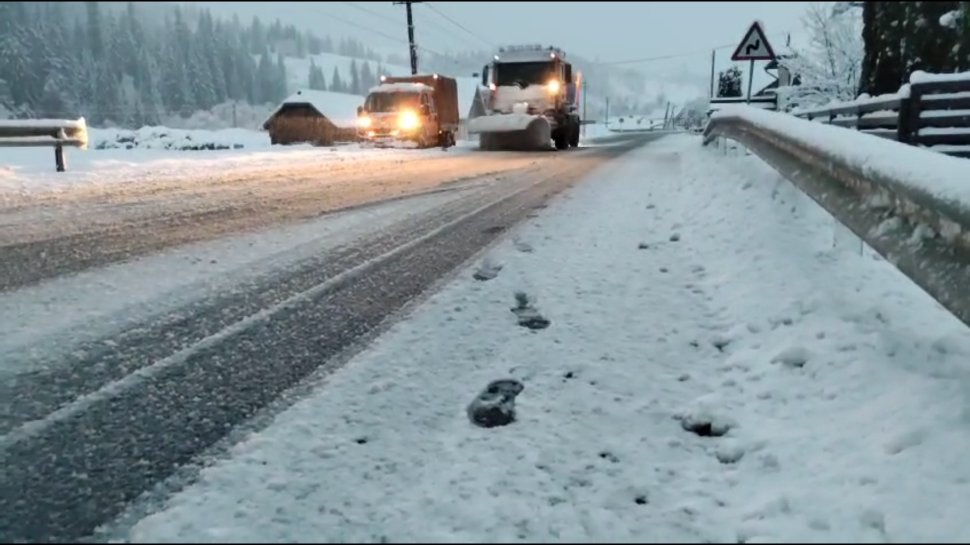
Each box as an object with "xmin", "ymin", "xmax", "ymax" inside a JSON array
[
  {"xmin": 709, "ymin": 49, "xmax": 716, "ymax": 98},
  {"xmin": 393, "ymin": 1, "xmax": 421, "ymax": 75}
]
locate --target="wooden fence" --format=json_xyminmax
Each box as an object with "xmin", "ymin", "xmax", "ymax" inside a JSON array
[{"xmin": 793, "ymin": 78, "xmax": 970, "ymax": 158}]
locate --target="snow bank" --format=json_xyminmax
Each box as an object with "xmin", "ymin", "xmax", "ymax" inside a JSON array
[
  {"xmin": 712, "ymin": 105, "xmax": 970, "ymax": 213},
  {"xmin": 91, "ymin": 127, "xmax": 268, "ymax": 151},
  {"xmin": 0, "ymin": 138, "xmax": 460, "ymax": 195},
  {"xmin": 114, "ymin": 134, "xmax": 970, "ymax": 543},
  {"xmin": 580, "ymin": 122, "xmax": 617, "ymax": 141}
]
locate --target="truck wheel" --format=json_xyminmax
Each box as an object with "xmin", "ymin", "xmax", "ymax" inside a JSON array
[
  {"xmin": 553, "ymin": 129, "xmax": 568, "ymax": 150},
  {"xmin": 480, "ymin": 133, "xmax": 495, "ymax": 151},
  {"xmin": 569, "ymin": 122, "xmax": 580, "ymax": 148},
  {"xmin": 438, "ymin": 131, "xmax": 456, "ymax": 148}
]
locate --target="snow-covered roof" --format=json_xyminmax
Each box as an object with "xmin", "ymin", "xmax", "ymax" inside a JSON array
[
  {"xmin": 494, "ymin": 45, "xmax": 565, "ymax": 64},
  {"xmin": 264, "ymin": 89, "xmax": 363, "ymax": 129},
  {"xmin": 365, "ymin": 78, "xmax": 485, "ymax": 120},
  {"xmin": 368, "ymin": 82, "xmax": 433, "ymax": 94}
]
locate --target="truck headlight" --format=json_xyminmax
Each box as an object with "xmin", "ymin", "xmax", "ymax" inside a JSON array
[
  {"xmin": 546, "ymin": 80, "xmax": 561, "ymax": 94},
  {"xmin": 357, "ymin": 116, "xmax": 372, "ymax": 128},
  {"xmin": 399, "ymin": 110, "xmax": 420, "ymax": 131}
]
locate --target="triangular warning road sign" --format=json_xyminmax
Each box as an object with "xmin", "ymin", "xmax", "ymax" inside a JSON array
[{"xmin": 731, "ymin": 21, "xmax": 775, "ymax": 61}]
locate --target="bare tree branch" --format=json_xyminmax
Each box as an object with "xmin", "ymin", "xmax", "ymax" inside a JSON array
[{"xmin": 778, "ymin": 2, "xmax": 864, "ymax": 109}]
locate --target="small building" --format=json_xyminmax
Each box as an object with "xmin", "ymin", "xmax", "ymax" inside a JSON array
[{"xmin": 262, "ymin": 89, "xmax": 363, "ymax": 146}]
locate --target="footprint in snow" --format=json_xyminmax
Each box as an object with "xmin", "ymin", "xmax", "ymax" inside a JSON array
[
  {"xmin": 511, "ymin": 291, "xmax": 550, "ymax": 330},
  {"xmin": 467, "ymin": 379, "xmax": 524, "ymax": 428},
  {"xmin": 513, "ymin": 239, "xmax": 534, "ymax": 253},
  {"xmin": 711, "ymin": 333, "xmax": 733, "ymax": 352},
  {"xmin": 771, "ymin": 346, "xmax": 811, "ymax": 368},
  {"xmin": 473, "ymin": 259, "xmax": 503, "ymax": 281}
]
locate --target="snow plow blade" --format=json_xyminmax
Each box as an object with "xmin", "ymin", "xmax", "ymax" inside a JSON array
[{"xmin": 468, "ymin": 114, "xmax": 551, "ymax": 151}]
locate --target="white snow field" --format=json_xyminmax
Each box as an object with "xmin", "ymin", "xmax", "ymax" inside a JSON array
[
  {"xmin": 119, "ymin": 134, "xmax": 970, "ymax": 543},
  {"xmin": 0, "ymin": 129, "xmax": 476, "ymax": 196}
]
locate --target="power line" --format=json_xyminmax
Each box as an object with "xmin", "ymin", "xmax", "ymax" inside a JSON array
[
  {"xmin": 345, "ymin": 2, "xmax": 399, "ymax": 27},
  {"xmin": 422, "ymin": 2, "xmax": 494, "ymax": 49},
  {"xmin": 413, "ymin": 6, "xmax": 482, "ymax": 50},
  {"xmin": 602, "ymin": 33, "xmax": 790, "ymax": 66},
  {"xmin": 309, "ymin": 4, "xmax": 445, "ymax": 57}
]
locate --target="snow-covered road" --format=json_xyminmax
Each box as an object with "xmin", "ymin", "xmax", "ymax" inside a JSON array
[
  {"xmin": 0, "ymin": 134, "xmax": 654, "ymax": 543},
  {"xmin": 0, "ymin": 147, "xmax": 550, "ymax": 291},
  {"xmin": 115, "ymin": 134, "xmax": 970, "ymax": 543}
]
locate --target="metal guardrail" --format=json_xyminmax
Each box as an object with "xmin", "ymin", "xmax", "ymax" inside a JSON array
[
  {"xmin": 704, "ymin": 110, "xmax": 970, "ymax": 330},
  {"xmin": 0, "ymin": 118, "xmax": 89, "ymax": 172}
]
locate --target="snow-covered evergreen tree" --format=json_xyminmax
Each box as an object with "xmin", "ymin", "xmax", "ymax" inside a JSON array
[
  {"xmin": 349, "ymin": 59, "xmax": 360, "ymax": 95},
  {"xmin": 331, "ymin": 66, "xmax": 344, "ymax": 93}
]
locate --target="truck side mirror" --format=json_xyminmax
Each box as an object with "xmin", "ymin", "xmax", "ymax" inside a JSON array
[{"xmin": 481, "ymin": 65, "xmax": 489, "ymax": 86}]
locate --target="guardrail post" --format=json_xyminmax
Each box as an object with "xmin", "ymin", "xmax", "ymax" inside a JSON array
[
  {"xmin": 897, "ymin": 86, "xmax": 922, "ymax": 145},
  {"xmin": 54, "ymin": 144, "xmax": 65, "ymax": 172}
]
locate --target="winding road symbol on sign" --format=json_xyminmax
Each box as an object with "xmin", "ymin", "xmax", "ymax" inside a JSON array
[{"xmin": 731, "ymin": 21, "xmax": 775, "ymax": 61}]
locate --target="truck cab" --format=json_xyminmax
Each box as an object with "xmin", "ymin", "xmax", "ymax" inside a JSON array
[
  {"xmin": 481, "ymin": 46, "xmax": 578, "ymax": 117},
  {"xmin": 472, "ymin": 45, "xmax": 582, "ymax": 150},
  {"xmin": 357, "ymin": 74, "xmax": 459, "ymax": 149}
]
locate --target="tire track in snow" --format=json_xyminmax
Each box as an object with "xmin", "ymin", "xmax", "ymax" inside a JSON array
[
  {"xmin": 0, "ymin": 136, "xmax": 655, "ymax": 543},
  {"xmin": 0, "ymin": 152, "xmax": 547, "ymax": 292}
]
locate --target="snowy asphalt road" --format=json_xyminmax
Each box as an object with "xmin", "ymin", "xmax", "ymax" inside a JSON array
[
  {"xmin": 0, "ymin": 134, "xmax": 659, "ymax": 543},
  {"xmin": 0, "ymin": 149, "xmax": 549, "ymax": 292}
]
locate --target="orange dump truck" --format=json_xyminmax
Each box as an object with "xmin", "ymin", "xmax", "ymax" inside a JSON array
[{"xmin": 356, "ymin": 74, "xmax": 460, "ymax": 148}]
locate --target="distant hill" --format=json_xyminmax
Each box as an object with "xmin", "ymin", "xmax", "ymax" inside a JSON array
[{"xmin": 0, "ymin": 1, "xmax": 706, "ymax": 129}]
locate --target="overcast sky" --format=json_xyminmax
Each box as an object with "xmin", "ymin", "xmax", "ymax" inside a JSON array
[{"xmin": 191, "ymin": 1, "xmax": 814, "ymax": 74}]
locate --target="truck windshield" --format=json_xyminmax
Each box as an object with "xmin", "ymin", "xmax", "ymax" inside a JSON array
[
  {"xmin": 495, "ymin": 62, "xmax": 554, "ymax": 88},
  {"xmin": 365, "ymin": 92, "xmax": 420, "ymax": 113}
]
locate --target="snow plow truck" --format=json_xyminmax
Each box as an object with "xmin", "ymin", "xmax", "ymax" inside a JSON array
[
  {"xmin": 356, "ymin": 74, "xmax": 459, "ymax": 149},
  {"xmin": 469, "ymin": 45, "xmax": 582, "ymax": 151}
]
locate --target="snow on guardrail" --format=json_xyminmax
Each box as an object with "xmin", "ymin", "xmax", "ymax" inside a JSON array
[
  {"xmin": 0, "ymin": 118, "xmax": 89, "ymax": 150},
  {"xmin": 705, "ymin": 104, "xmax": 970, "ymax": 330},
  {"xmin": 712, "ymin": 105, "xmax": 970, "ymax": 212}
]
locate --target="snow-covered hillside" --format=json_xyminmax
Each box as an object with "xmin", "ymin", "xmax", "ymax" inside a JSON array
[{"xmin": 277, "ymin": 52, "xmax": 411, "ymax": 95}]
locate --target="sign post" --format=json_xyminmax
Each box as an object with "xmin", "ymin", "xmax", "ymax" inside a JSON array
[{"xmin": 730, "ymin": 21, "xmax": 776, "ymax": 105}]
